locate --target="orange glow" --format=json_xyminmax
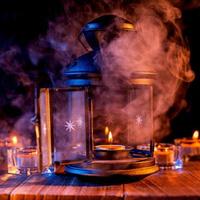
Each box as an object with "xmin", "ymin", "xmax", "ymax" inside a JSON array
[
  {"xmin": 121, "ymin": 23, "xmax": 134, "ymax": 30},
  {"xmin": 105, "ymin": 126, "xmax": 109, "ymax": 135},
  {"xmin": 108, "ymin": 131, "xmax": 113, "ymax": 144},
  {"xmin": 192, "ymin": 130, "xmax": 199, "ymax": 140},
  {"xmin": 12, "ymin": 136, "xmax": 18, "ymax": 145}
]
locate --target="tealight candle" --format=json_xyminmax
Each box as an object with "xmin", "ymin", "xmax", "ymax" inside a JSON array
[
  {"xmin": 7, "ymin": 136, "xmax": 19, "ymax": 174},
  {"xmin": 16, "ymin": 147, "xmax": 38, "ymax": 175},
  {"xmin": 174, "ymin": 130, "xmax": 200, "ymax": 161},
  {"xmin": 95, "ymin": 131, "xmax": 126, "ymax": 151},
  {"xmin": 94, "ymin": 131, "xmax": 128, "ymax": 160},
  {"xmin": 95, "ymin": 144, "xmax": 126, "ymax": 151},
  {"xmin": 154, "ymin": 143, "xmax": 176, "ymax": 169}
]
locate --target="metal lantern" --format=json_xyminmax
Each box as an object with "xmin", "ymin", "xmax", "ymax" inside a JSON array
[
  {"xmin": 38, "ymin": 51, "xmax": 101, "ymax": 173},
  {"xmin": 37, "ymin": 15, "xmax": 158, "ymax": 176}
]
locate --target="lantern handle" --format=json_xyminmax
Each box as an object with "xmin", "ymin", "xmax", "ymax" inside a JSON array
[{"xmin": 78, "ymin": 14, "xmax": 134, "ymax": 51}]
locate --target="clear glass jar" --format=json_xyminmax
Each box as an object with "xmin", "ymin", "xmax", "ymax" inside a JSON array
[{"xmin": 154, "ymin": 143, "xmax": 183, "ymax": 169}]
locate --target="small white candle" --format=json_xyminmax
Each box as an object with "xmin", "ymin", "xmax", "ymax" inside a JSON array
[
  {"xmin": 175, "ymin": 130, "xmax": 200, "ymax": 157},
  {"xmin": 154, "ymin": 144, "xmax": 175, "ymax": 166}
]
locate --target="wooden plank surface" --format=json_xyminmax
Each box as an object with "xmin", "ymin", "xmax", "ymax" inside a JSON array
[
  {"xmin": 5, "ymin": 162, "xmax": 200, "ymax": 200},
  {"xmin": 0, "ymin": 174, "xmax": 27, "ymax": 200},
  {"xmin": 11, "ymin": 174, "xmax": 123, "ymax": 200},
  {"xmin": 124, "ymin": 162, "xmax": 200, "ymax": 200}
]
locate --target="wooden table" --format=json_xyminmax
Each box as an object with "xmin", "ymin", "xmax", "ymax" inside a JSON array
[
  {"xmin": 1, "ymin": 162, "xmax": 200, "ymax": 200},
  {"xmin": 0, "ymin": 174, "xmax": 27, "ymax": 200}
]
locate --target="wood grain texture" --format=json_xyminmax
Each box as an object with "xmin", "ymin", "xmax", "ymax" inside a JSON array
[
  {"xmin": 124, "ymin": 162, "xmax": 200, "ymax": 200},
  {"xmin": 0, "ymin": 174, "xmax": 27, "ymax": 200},
  {"xmin": 4, "ymin": 162, "xmax": 200, "ymax": 200},
  {"xmin": 11, "ymin": 174, "xmax": 123, "ymax": 200}
]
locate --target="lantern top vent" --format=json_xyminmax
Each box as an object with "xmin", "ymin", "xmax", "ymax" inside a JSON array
[{"xmin": 64, "ymin": 51, "xmax": 101, "ymax": 87}]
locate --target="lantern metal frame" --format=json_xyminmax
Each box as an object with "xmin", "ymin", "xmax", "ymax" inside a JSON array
[{"xmin": 35, "ymin": 14, "xmax": 158, "ymax": 176}]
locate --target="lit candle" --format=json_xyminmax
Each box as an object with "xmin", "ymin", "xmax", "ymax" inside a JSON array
[
  {"xmin": 94, "ymin": 128, "xmax": 130, "ymax": 160},
  {"xmin": 7, "ymin": 136, "xmax": 18, "ymax": 174},
  {"xmin": 95, "ymin": 144, "xmax": 126, "ymax": 151},
  {"xmin": 16, "ymin": 147, "xmax": 38, "ymax": 175},
  {"xmin": 95, "ymin": 131, "xmax": 125, "ymax": 151},
  {"xmin": 175, "ymin": 130, "xmax": 200, "ymax": 160},
  {"xmin": 154, "ymin": 143, "xmax": 175, "ymax": 167}
]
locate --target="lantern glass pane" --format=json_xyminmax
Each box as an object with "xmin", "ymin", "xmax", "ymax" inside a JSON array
[
  {"xmin": 52, "ymin": 89, "xmax": 87, "ymax": 161},
  {"xmin": 92, "ymin": 77, "xmax": 154, "ymax": 150},
  {"xmin": 127, "ymin": 84, "xmax": 153, "ymax": 146},
  {"xmin": 39, "ymin": 88, "xmax": 89, "ymax": 171}
]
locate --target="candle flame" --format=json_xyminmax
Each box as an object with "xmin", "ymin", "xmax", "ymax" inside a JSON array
[
  {"xmin": 192, "ymin": 130, "xmax": 199, "ymax": 140},
  {"xmin": 12, "ymin": 136, "xmax": 18, "ymax": 145},
  {"xmin": 105, "ymin": 126, "xmax": 109, "ymax": 135},
  {"xmin": 108, "ymin": 131, "xmax": 113, "ymax": 144}
]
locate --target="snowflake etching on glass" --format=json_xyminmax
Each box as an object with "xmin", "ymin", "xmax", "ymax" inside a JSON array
[
  {"xmin": 135, "ymin": 115, "xmax": 144, "ymax": 126},
  {"xmin": 64, "ymin": 118, "xmax": 83, "ymax": 132},
  {"xmin": 64, "ymin": 120, "xmax": 76, "ymax": 132}
]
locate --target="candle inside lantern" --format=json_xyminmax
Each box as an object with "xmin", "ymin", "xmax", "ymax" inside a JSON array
[
  {"xmin": 95, "ymin": 131, "xmax": 125, "ymax": 151},
  {"xmin": 175, "ymin": 130, "xmax": 200, "ymax": 161},
  {"xmin": 94, "ymin": 130, "xmax": 130, "ymax": 160}
]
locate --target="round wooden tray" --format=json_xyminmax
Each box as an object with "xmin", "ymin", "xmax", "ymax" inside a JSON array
[{"xmin": 65, "ymin": 158, "xmax": 159, "ymax": 177}]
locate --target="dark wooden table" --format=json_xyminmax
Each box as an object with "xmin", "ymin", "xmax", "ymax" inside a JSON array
[{"xmin": 1, "ymin": 162, "xmax": 200, "ymax": 200}]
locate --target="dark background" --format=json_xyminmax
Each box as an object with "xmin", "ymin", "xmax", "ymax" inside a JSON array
[
  {"xmin": 170, "ymin": 5, "xmax": 200, "ymax": 140},
  {"xmin": 0, "ymin": 0, "xmax": 200, "ymax": 141}
]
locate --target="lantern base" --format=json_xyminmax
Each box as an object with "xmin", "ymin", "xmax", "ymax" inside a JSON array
[{"xmin": 64, "ymin": 158, "xmax": 159, "ymax": 177}]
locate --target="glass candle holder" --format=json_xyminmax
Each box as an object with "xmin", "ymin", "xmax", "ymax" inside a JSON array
[
  {"xmin": 7, "ymin": 148, "xmax": 18, "ymax": 174},
  {"xmin": 154, "ymin": 143, "xmax": 182, "ymax": 169},
  {"xmin": 175, "ymin": 138, "xmax": 200, "ymax": 161},
  {"xmin": 16, "ymin": 147, "xmax": 38, "ymax": 175},
  {"xmin": 0, "ymin": 139, "xmax": 8, "ymax": 173}
]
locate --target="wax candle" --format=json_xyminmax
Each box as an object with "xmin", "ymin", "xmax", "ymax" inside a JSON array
[
  {"xmin": 154, "ymin": 143, "xmax": 175, "ymax": 168},
  {"xmin": 16, "ymin": 147, "xmax": 38, "ymax": 175},
  {"xmin": 94, "ymin": 131, "xmax": 128, "ymax": 159},
  {"xmin": 95, "ymin": 144, "xmax": 126, "ymax": 151},
  {"xmin": 7, "ymin": 136, "xmax": 19, "ymax": 174},
  {"xmin": 174, "ymin": 130, "xmax": 200, "ymax": 160},
  {"xmin": 95, "ymin": 131, "xmax": 125, "ymax": 151}
]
